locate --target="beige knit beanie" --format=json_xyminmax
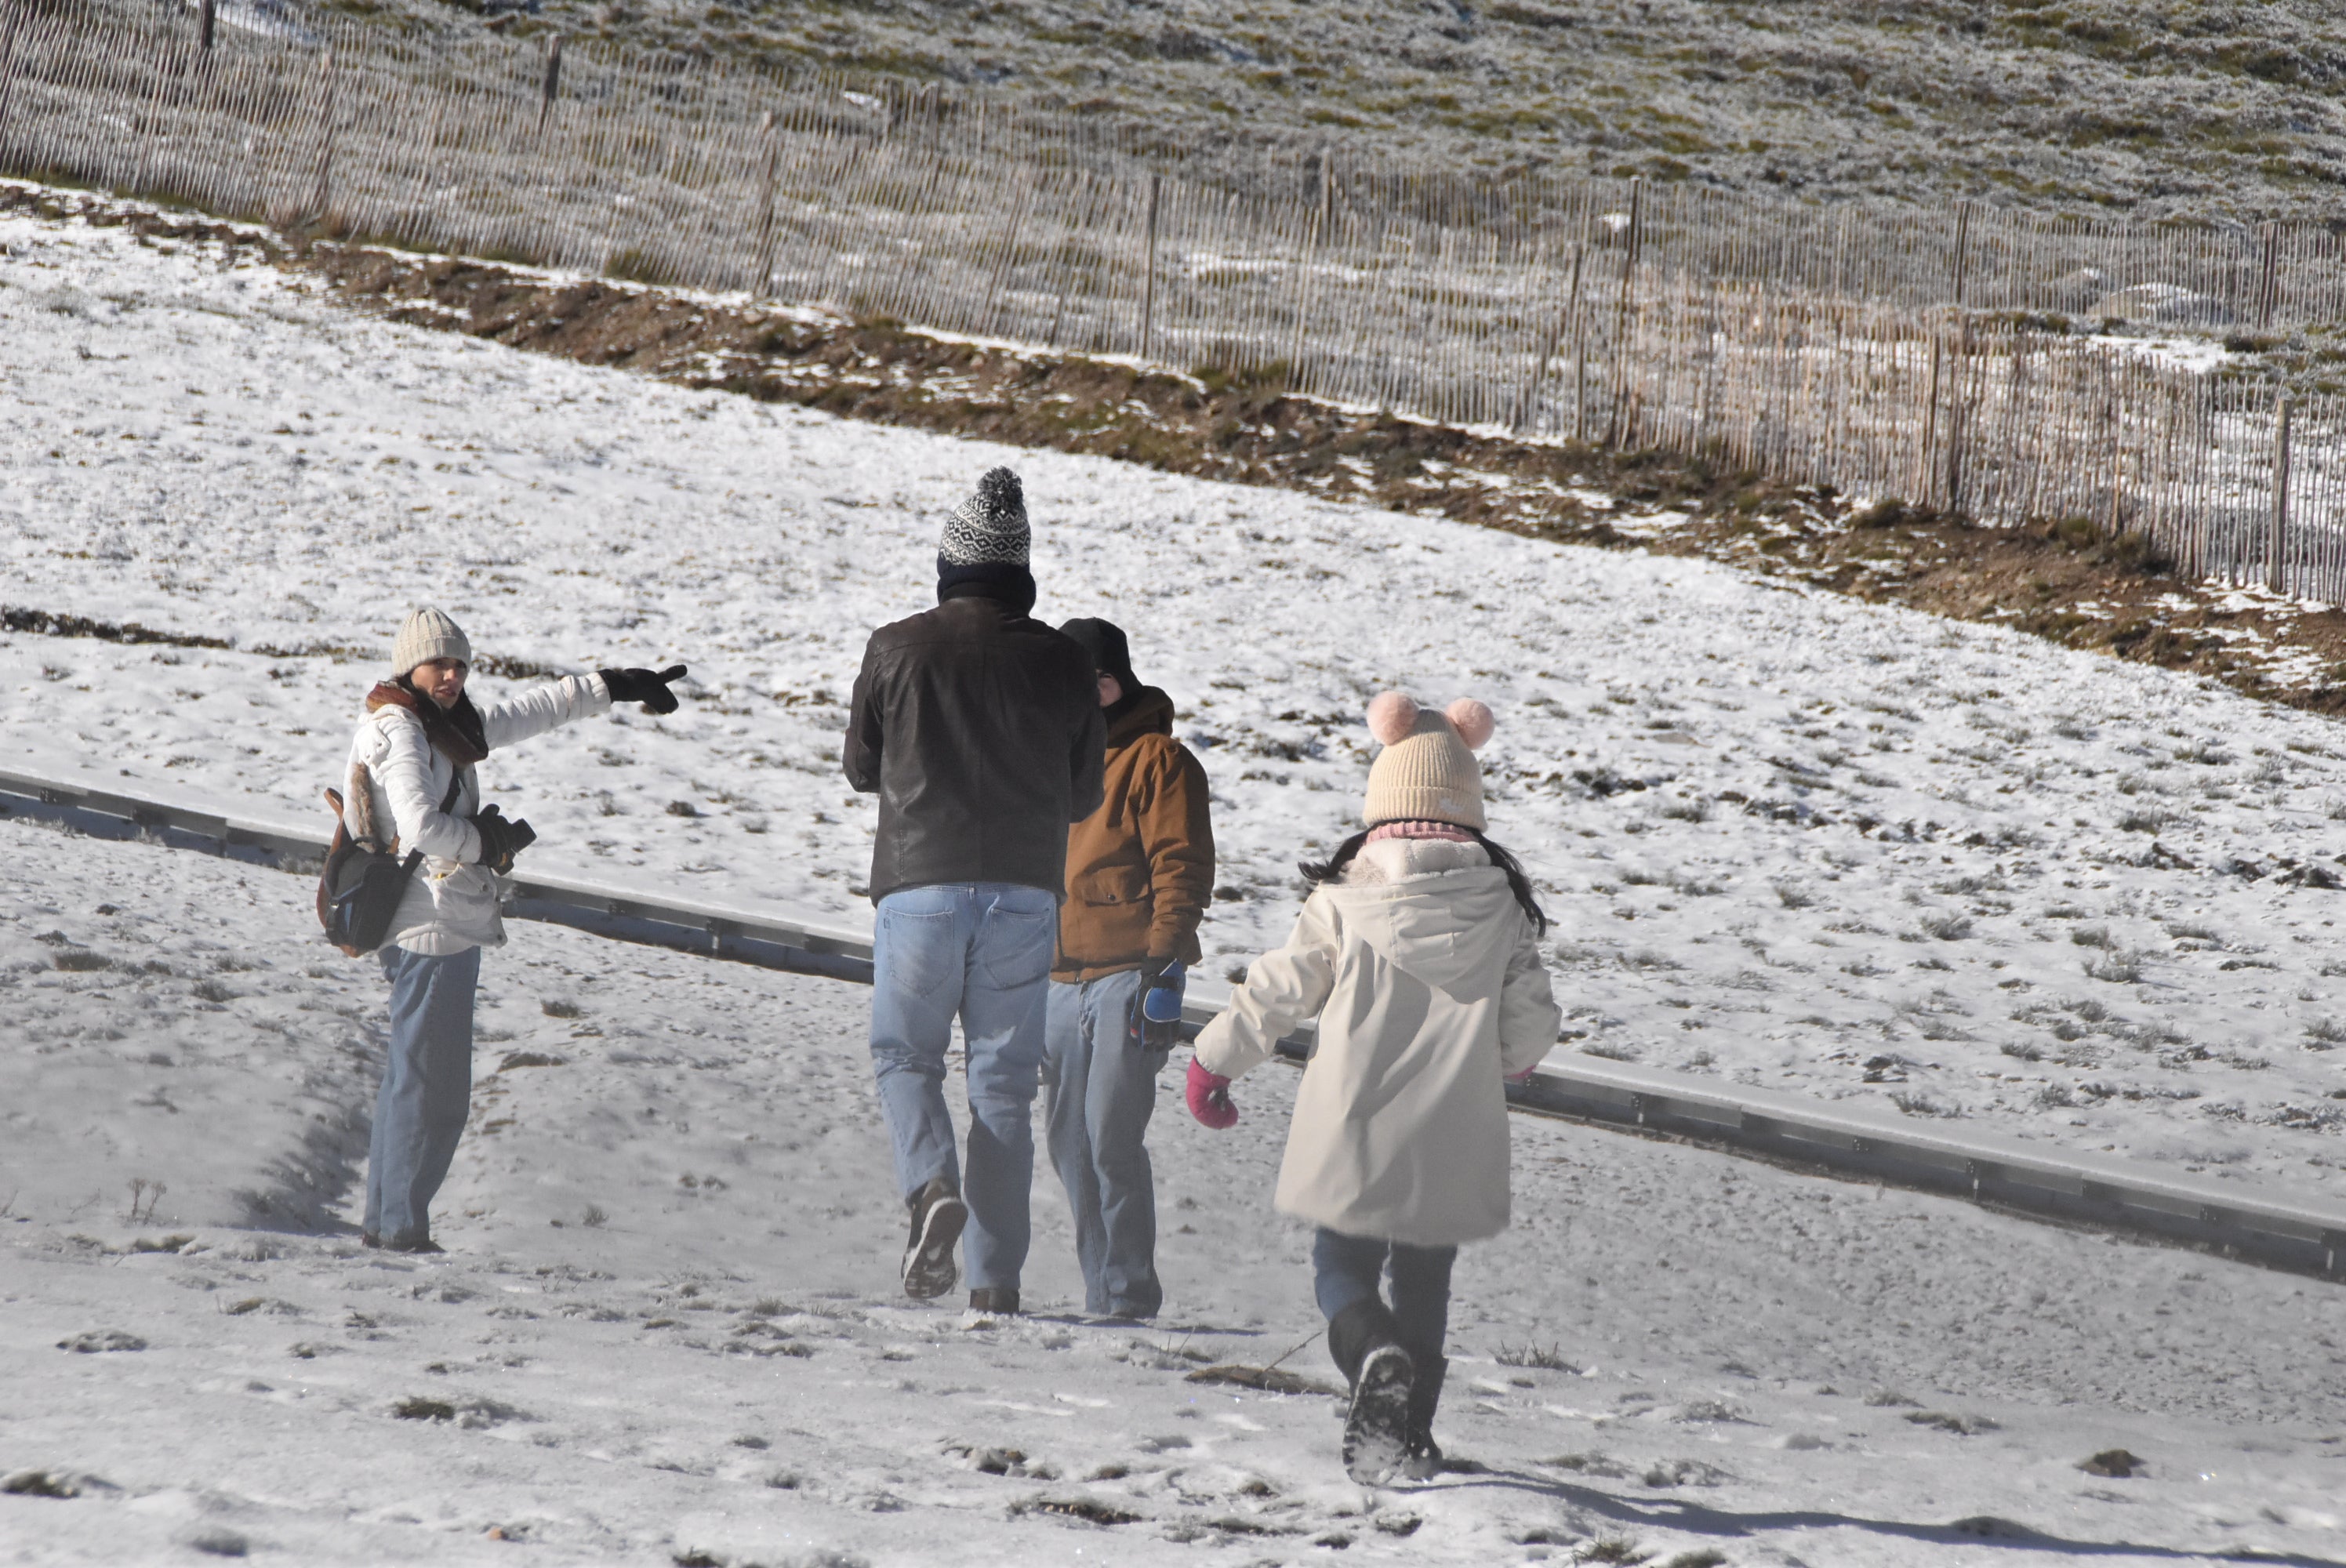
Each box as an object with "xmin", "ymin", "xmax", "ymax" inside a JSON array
[
  {"xmin": 1362, "ymin": 691, "xmax": 1494, "ymax": 830},
  {"xmin": 392, "ymin": 605, "xmax": 471, "ymax": 676}
]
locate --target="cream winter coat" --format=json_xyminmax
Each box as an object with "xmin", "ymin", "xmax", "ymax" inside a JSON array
[
  {"xmin": 341, "ymin": 674, "xmax": 611, "ymax": 955},
  {"xmin": 1193, "ymin": 837, "xmax": 1562, "ymax": 1247}
]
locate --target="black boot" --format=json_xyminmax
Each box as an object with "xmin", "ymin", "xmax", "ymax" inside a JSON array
[
  {"xmin": 901, "ymin": 1178, "xmax": 967, "ymax": 1300},
  {"xmin": 1327, "ymin": 1300, "xmax": 1414, "ymax": 1485},
  {"xmin": 1402, "ymin": 1355, "xmax": 1447, "ymax": 1480}
]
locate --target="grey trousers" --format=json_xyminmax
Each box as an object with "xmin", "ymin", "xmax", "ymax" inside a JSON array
[
  {"xmin": 365, "ymin": 944, "xmax": 481, "ymax": 1244},
  {"xmin": 1042, "ymin": 969, "xmax": 1170, "ymax": 1317}
]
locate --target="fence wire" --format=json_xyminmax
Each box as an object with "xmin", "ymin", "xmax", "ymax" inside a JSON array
[{"xmin": 2, "ymin": 0, "xmax": 2334, "ymax": 597}]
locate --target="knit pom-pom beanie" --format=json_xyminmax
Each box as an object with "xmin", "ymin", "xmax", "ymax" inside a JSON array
[
  {"xmin": 939, "ymin": 466, "xmax": 1031, "ymax": 566},
  {"xmin": 1361, "ymin": 691, "xmax": 1493, "ymax": 831},
  {"xmin": 392, "ymin": 605, "xmax": 472, "ymax": 676}
]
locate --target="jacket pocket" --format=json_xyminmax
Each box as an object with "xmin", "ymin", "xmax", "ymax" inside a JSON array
[{"xmin": 1071, "ymin": 863, "xmax": 1153, "ymax": 908}]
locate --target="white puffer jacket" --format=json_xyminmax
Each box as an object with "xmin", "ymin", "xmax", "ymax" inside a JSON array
[
  {"xmin": 342, "ymin": 674, "xmax": 612, "ymax": 955},
  {"xmin": 1194, "ymin": 837, "xmax": 1561, "ymax": 1247}
]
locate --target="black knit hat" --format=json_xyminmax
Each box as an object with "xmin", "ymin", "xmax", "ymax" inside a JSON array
[
  {"xmin": 940, "ymin": 467, "xmax": 1030, "ymax": 566},
  {"xmin": 1059, "ymin": 617, "xmax": 1138, "ymax": 694}
]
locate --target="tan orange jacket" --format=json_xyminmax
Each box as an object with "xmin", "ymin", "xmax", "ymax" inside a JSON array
[{"xmin": 1053, "ymin": 687, "xmax": 1215, "ymax": 982}]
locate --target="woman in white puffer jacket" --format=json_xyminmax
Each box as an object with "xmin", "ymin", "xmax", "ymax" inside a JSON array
[
  {"xmin": 1187, "ymin": 691, "xmax": 1560, "ymax": 1486},
  {"xmin": 343, "ymin": 605, "xmax": 687, "ymax": 1253}
]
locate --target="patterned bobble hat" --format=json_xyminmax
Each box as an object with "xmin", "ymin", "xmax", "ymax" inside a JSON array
[
  {"xmin": 1361, "ymin": 691, "xmax": 1495, "ymax": 831},
  {"xmin": 392, "ymin": 605, "xmax": 471, "ymax": 676},
  {"xmin": 939, "ymin": 466, "xmax": 1030, "ymax": 567}
]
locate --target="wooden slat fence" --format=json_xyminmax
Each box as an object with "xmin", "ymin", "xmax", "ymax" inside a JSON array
[{"xmin": 2, "ymin": 0, "xmax": 2339, "ymax": 598}]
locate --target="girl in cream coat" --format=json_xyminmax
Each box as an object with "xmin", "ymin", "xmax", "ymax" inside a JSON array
[{"xmin": 1187, "ymin": 691, "xmax": 1560, "ymax": 1485}]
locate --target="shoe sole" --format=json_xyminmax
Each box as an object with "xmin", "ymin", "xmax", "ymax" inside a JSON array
[
  {"xmin": 1342, "ymin": 1346, "xmax": 1414, "ymax": 1485},
  {"xmin": 902, "ymin": 1193, "xmax": 968, "ymax": 1299}
]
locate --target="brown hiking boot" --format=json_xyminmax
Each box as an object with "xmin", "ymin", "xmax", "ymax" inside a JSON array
[
  {"xmin": 968, "ymin": 1287, "xmax": 1020, "ymax": 1316},
  {"xmin": 901, "ymin": 1178, "xmax": 967, "ymax": 1300}
]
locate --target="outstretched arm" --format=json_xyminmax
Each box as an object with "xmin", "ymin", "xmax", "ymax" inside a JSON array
[{"xmin": 478, "ymin": 672, "xmax": 613, "ymax": 750}]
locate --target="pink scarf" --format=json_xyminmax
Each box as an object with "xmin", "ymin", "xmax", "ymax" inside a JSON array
[{"xmin": 1366, "ymin": 820, "xmax": 1475, "ymax": 845}]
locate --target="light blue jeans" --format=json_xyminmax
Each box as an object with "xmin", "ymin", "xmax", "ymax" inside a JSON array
[
  {"xmin": 365, "ymin": 944, "xmax": 482, "ymax": 1245},
  {"xmin": 870, "ymin": 883, "xmax": 1059, "ymax": 1293},
  {"xmin": 1043, "ymin": 969, "xmax": 1170, "ymax": 1318}
]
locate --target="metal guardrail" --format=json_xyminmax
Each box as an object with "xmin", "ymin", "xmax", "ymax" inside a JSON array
[{"xmin": 5, "ymin": 761, "xmax": 2342, "ymax": 1279}]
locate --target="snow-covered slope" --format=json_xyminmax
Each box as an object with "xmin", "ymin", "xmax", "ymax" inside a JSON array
[
  {"xmin": 7, "ymin": 202, "xmax": 2346, "ymax": 1199},
  {"xmin": 9, "ymin": 819, "xmax": 2346, "ymax": 1566}
]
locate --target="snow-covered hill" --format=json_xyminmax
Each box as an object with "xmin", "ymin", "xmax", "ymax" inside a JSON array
[
  {"xmin": 7, "ymin": 197, "xmax": 2346, "ymax": 1565},
  {"xmin": 7, "ymin": 202, "xmax": 2346, "ymax": 1194}
]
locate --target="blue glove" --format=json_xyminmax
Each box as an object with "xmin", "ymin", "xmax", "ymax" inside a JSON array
[{"xmin": 1141, "ymin": 960, "xmax": 1185, "ymax": 1047}]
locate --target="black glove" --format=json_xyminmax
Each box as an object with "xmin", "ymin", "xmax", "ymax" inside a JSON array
[
  {"xmin": 470, "ymin": 804, "xmax": 537, "ymax": 873},
  {"xmin": 600, "ymin": 664, "xmax": 688, "ymax": 715}
]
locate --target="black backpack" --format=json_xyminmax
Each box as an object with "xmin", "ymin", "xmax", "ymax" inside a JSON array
[{"xmin": 317, "ymin": 767, "xmax": 464, "ymax": 956}]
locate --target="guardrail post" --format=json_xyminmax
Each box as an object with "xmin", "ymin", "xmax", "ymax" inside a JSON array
[{"xmin": 2269, "ymin": 395, "xmax": 2293, "ymax": 596}]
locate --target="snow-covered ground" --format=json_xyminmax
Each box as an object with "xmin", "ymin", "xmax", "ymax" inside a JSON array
[
  {"xmin": 9, "ymin": 822, "xmax": 2346, "ymax": 1567},
  {"xmin": 7, "ymin": 199, "xmax": 2346, "ymax": 1564},
  {"xmin": 7, "ymin": 203, "xmax": 2346, "ymax": 1192}
]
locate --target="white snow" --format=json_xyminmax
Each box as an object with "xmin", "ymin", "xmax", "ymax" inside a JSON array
[
  {"xmin": 5, "ymin": 198, "xmax": 2346, "ymax": 1566},
  {"xmin": 9, "ymin": 822, "xmax": 2346, "ymax": 1566}
]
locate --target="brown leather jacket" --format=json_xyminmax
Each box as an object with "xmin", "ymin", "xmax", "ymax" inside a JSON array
[
  {"xmin": 844, "ymin": 594, "xmax": 1105, "ymax": 905},
  {"xmin": 1053, "ymin": 687, "xmax": 1215, "ymax": 982}
]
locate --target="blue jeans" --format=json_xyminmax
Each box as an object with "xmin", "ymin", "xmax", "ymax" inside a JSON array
[
  {"xmin": 870, "ymin": 883, "xmax": 1058, "ymax": 1293},
  {"xmin": 365, "ymin": 945, "xmax": 483, "ymax": 1244},
  {"xmin": 1313, "ymin": 1228, "xmax": 1458, "ymax": 1363},
  {"xmin": 1043, "ymin": 970, "xmax": 1169, "ymax": 1317}
]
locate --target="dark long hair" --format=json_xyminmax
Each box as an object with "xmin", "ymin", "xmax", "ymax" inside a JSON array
[{"xmin": 1301, "ymin": 826, "xmax": 1551, "ymax": 936}]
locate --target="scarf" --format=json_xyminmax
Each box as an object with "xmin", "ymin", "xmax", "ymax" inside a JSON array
[
  {"xmin": 367, "ymin": 677, "xmax": 489, "ymax": 765},
  {"xmin": 1365, "ymin": 819, "xmax": 1475, "ymax": 844}
]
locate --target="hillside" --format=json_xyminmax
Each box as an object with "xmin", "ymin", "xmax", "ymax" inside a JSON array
[
  {"xmin": 350, "ymin": 0, "xmax": 2346, "ymax": 221},
  {"xmin": 10, "ymin": 172, "xmax": 2346, "ymax": 1566}
]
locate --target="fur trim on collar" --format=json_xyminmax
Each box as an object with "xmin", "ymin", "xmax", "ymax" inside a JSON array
[{"xmin": 367, "ymin": 679, "xmax": 488, "ymax": 765}]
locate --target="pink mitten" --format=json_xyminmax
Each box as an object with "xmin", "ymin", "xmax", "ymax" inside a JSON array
[
  {"xmin": 1186, "ymin": 1058, "xmax": 1239, "ymax": 1130},
  {"xmin": 1505, "ymin": 1065, "xmax": 1540, "ymax": 1086}
]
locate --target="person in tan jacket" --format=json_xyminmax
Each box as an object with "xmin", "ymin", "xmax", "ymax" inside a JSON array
[
  {"xmin": 1042, "ymin": 618, "xmax": 1214, "ymax": 1321},
  {"xmin": 1188, "ymin": 691, "xmax": 1560, "ymax": 1486}
]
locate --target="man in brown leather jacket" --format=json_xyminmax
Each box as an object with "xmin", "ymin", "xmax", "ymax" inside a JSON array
[
  {"xmin": 844, "ymin": 467, "xmax": 1104, "ymax": 1315},
  {"xmin": 1042, "ymin": 618, "xmax": 1213, "ymax": 1319}
]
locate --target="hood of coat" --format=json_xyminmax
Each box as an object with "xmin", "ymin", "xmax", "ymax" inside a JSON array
[
  {"xmin": 1316, "ymin": 837, "xmax": 1519, "ymax": 1001},
  {"xmin": 1106, "ymin": 684, "xmax": 1176, "ymax": 748}
]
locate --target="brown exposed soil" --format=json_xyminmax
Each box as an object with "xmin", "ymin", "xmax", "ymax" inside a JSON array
[{"xmin": 13, "ymin": 180, "xmax": 2346, "ymax": 720}]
